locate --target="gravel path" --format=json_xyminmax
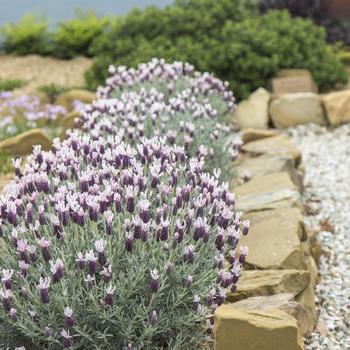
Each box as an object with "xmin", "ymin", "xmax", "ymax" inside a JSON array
[{"xmin": 288, "ymin": 124, "xmax": 350, "ymax": 350}]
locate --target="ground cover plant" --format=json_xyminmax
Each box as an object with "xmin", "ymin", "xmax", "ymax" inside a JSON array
[
  {"xmin": 0, "ymin": 92, "xmax": 67, "ymax": 141},
  {"xmin": 0, "ymin": 149, "xmax": 13, "ymax": 176},
  {"xmin": 38, "ymin": 84, "xmax": 70, "ymax": 104},
  {"xmin": 82, "ymin": 59, "xmax": 240, "ymax": 180},
  {"xmin": 0, "ymin": 133, "xmax": 248, "ymax": 349},
  {"xmin": 0, "ymin": 79, "xmax": 26, "ymax": 93}
]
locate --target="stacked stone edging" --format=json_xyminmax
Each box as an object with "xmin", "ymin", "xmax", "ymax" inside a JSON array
[
  {"xmin": 215, "ymin": 129, "xmax": 319, "ymax": 350},
  {"xmin": 234, "ymin": 70, "xmax": 350, "ymax": 129}
]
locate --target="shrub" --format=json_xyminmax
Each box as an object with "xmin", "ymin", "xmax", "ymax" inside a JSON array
[
  {"xmin": 215, "ymin": 10, "xmax": 348, "ymax": 97},
  {"xmin": 52, "ymin": 11, "xmax": 109, "ymax": 59},
  {"xmin": 86, "ymin": 2, "xmax": 347, "ymax": 99},
  {"xmin": 38, "ymin": 84, "xmax": 70, "ymax": 104},
  {"xmin": 259, "ymin": 0, "xmax": 350, "ymax": 46},
  {"xmin": 85, "ymin": 0, "xmax": 258, "ymax": 94},
  {"xmin": 0, "ymin": 79, "xmax": 26, "ymax": 92},
  {"xmin": 0, "ymin": 14, "xmax": 51, "ymax": 55},
  {"xmin": 0, "ymin": 133, "xmax": 248, "ymax": 349},
  {"xmin": 84, "ymin": 59, "xmax": 239, "ymax": 180}
]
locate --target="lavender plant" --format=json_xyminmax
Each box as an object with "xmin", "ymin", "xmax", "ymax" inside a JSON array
[
  {"xmin": 80, "ymin": 88, "xmax": 240, "ymax": 181},
  {"xmin": 97, "ymin": 58, "xmax": 236, "ymax": 123},
  {"xmin": 0, "ymin": 92, "xmax": 67, "ymax": 141},
  {"xmin": 0, "ymin": 133, "xmax": 248, "ymax": 349}
]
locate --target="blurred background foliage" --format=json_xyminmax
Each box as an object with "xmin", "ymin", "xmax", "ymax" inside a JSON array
[{"xmin": 0, "ymin": 0, "xmax": 349, "ymax": 99}]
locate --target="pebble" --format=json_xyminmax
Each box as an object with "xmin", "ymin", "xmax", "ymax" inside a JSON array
[{"xmin": 288, "ymin": 124, "xmax": 350, "ymax": 349}]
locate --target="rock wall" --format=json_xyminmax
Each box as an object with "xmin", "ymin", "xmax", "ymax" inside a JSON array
[{"xmin": 215, "ymin": 129, "xmax": 319, "ymax": 350}]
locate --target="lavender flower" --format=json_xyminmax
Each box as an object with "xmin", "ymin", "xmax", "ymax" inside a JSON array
[
  {"xmin": 38, "ymin": 238, "xmax": 51, "ymax": 262},
  {"xmin": 95, "ymin": 239, "xmax": 107, "ymax": 266},
  {"xmin": 105, "ymin": 284, "xmax": 116, "ymax": 306},
  {"xmin": 76, "ymin": 252, "xmax": 85, "ymax": 269},
  {"xmin": 50, "ymin": 258, "xmax": 64, "ymax": 283},
  {"xmin": 104, "ymin": 210, "xmax": 114, "ymax": 235},
  {"xmin": 85, "ymin": 274, "xmax": 95, "ymax": 289},
  {"xmin": 0, "ymin": 288, "xmax": 12, "ymax": 312},
  {"xmin": 85, "ymin": 250, "xmax": 97, "ymax": 275},
  {"xmin": 1, "ymin": 269, "xmax": 13, "ymax": 290},
  {"xmin": 150, "ymin": 269, "xmax": 159, "ymax": 293},
  {"xmin": 151, "ymin": 309, "xmax": 158, "ymax": 323},
  {"xmin": 9, "ymin": 307, "xmax": 17, "ymax": 320},
  {"xmin": 64, "ymin": 307, "xmax": 75, "ymax": 327},
  {"xmin": 37, "ymin": 277, "xmax": 51, "ymax": 304},
  {"xmin": 61, "ymin": 329, "xmax": 72, "ymax": 348}
]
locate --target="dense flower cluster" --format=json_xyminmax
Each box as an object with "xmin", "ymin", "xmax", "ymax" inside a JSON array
[
  {"xmin": 0, "ymin": 59, "xmax": 247, "ymax": 349},
  {"xmin": 97, "ymin": 58, "xmax": 236, "ymax": 120},
  {"xmin": 81, "ymin": 87, "xmax": 240, "ymax": 180},
  {"xmin": 0, "ymin": 92, "xmax": 67, "ymax": 140},
  {"xmin": 0, "ymin": 133, "xmax": 248, "ymax": 349}
]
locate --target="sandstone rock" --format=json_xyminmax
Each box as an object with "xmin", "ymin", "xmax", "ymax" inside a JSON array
[
  {"xmin": 242, "ymin": 135, "xmax": 302, "ymax": 166},
  {"xmin": 296, "ymin": 285, "xmax": 317, "ymax": 330},
  {"xmin": 229, "ymin": 294, "xmax": 311, "ymax": 336},
  {"xmin": 322, "ymin": 89, "xmax": 350, "ymax": 126},
  {"xmin": 271, "ymin": 69, "xmax": 318, "ymax": 95},
  {"xmin": 270, "ymin": 93, "xmax": 326, "ymax": 129},
  {"xmin": 59, "ymin": 111, "xmax": 81, "ymax": 139},
  {"xmin": 240, "ymin": 212, "xmax": 306, "ymax": 270},
  {"xmin": 306, "ymin": 229, "xmax": 322, "ymax": 266},
  {"xmin": 234, "ymin": 88, "xmax": 270, "ymax": 129},
  {"xmin": 241, "ymin": 128, "xmax": 279, "ymax": 143},
  {"xmin": 228, "ymin": 270, "xmax": 310, "ymax": 302},
  {"xmin": 60, "ymin": 111, "xmax": 81, "ymax": 130},
  {"xmin": 55, "ymin": 89, "xmax": 95, "ymax": 111},
  {"xmin": 277, "ymin": 69, "xmax": 315, "ymax": 79},
  {"xmin": 244, "ymin": 208, "xmax": 306, "ymax": 240},
  {"xmin": 234, "ymin": 172, "xmax": 303, "ymax": 212},
  {"xmin": 0, "ymin": 129, "xmax": 51, "ymax": 156},
  {"xmin": 215, "ymin": 307, "xmax": 304, "ymax": 350},
  {"xmin": 236, "ymin": 155, "xmax": 302, "ymax": 191}
]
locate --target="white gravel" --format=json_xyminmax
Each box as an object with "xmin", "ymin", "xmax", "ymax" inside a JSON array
[{"xmin": 288, "ymin": 124, "xmax": 350, "ymax": 350}]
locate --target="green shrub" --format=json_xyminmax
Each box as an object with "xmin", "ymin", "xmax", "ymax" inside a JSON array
[
  {"xmin": 86, "ymin": 4, "xmax": 347, "ymax": 99},
  {"xmin": 0, "ymin": 14, "xmax": 51, "ymax": 55},
  {"xmin": 86, "ymin": 0, "xmax": 257, "ymax": 92},
  {"xmin": 217, "ymin": 10, "xmax": 348, "ymax": 97},
  {"xmin": 53, "ymin": 11, "xmax": 109, "ymax": 59},
  {"xmin": 0, "ymin": 79, "xmax": 26, "ymax": 92},
  {"xmin": 0, "ymin": 149, "xmax": 13, "ymax": 176},
  {"xmin": 38, "ymin": 83, "xmax": 70, "ymax": 103}
]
